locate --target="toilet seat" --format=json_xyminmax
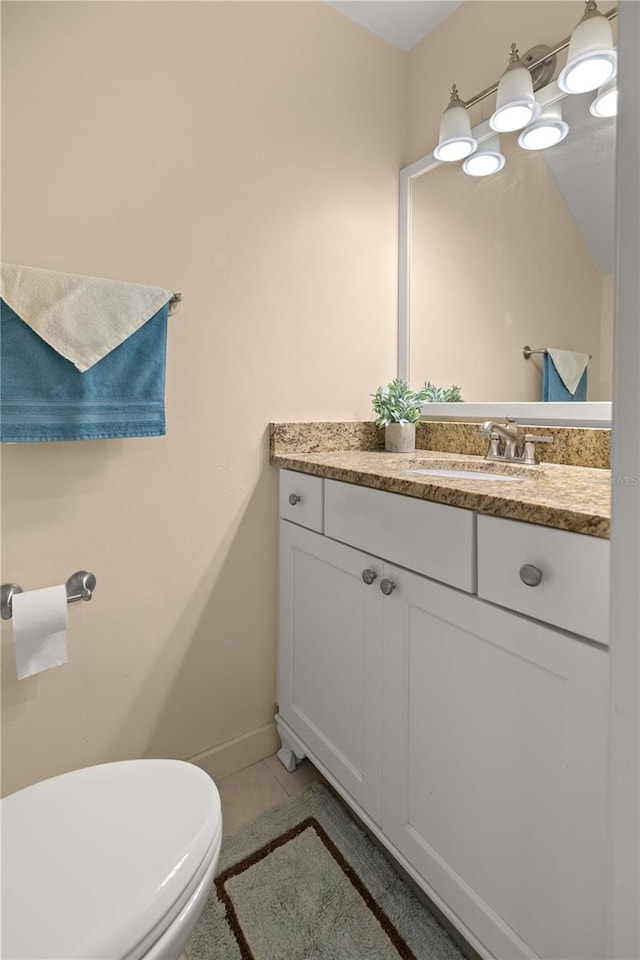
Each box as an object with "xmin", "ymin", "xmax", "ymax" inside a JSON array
[{"xmin": 1, "ymin": 759, "xmax": 222, "ymax": 960}]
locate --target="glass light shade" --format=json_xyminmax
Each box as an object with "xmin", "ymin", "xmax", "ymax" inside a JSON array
[
  {"xmin": 558, "ymin": 4, "xmax": 617, "ymax": 94},
  {"xmin": 434, "ymin": 89, "xmax": 477, "ymax": 162},
  {"xmin": 462, "ymin": 136, "xmax": 506, "ymax": 177},
  {"xmin": 590, "ymin": 77, "xmax": 618, "ymax": 117},
  {"xmin": 491, "ymin": 102, "xmax": 539, "ymax": 132},
  {"xmin": 490, "ymin": 47, "xmax": 542, "ymax": 133},
  {"xmin": 435, "ymin": 139, "xmax": 477, "ymax": 162},
  {"xmin": 518, "ymin": 103, "xmax": 569, "ymax": 150}
]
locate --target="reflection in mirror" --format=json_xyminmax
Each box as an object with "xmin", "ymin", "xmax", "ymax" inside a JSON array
[{"xmin": 410, "ymin": 93, "xmax": 615, "ymax": 402}]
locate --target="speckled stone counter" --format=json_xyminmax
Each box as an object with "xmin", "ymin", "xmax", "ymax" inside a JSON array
[
  {"xmin": 270, "ymin": 425, "xmax": 611, "ymax": 539},
  {"xmin": 416, "ymin": 421, "xmax": 610, "ymax": 469},
  {"xmin": 271, "ymin": 420, "xmax": 610, "ymax": 469},
  {"xmin": 271, "ymin": 421, "xmax": 384, "ymax": 456}
]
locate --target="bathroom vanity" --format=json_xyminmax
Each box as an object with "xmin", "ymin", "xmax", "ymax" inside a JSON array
[{"xmin": 272, "ymin": 437, "xmax": 610, "ymax": 960}]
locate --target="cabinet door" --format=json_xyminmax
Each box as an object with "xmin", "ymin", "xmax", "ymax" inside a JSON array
[
  {"xmin": 278, "ymin": 520, "xmax": 384, "ymax": 822},
  {"xmin": 381, "ymin": 564, "xmax": 608, "ymax": 960}
]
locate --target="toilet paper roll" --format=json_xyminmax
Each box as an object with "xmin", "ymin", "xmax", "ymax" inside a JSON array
[{"xmin": 12, "ymin": 585, "xmax": 68, "ymax": 680}]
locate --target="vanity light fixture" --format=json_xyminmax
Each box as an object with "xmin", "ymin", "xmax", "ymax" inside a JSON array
[
  {"xmin": 518, "ymin": 103, "xmax": 570, "ymax": 150},
  {"xmin": 427, "ymin": 7, "xmax": 617, "ymax": 177},
  {"xmin": 490, "ymin": 44, "xmax": 542, "ymax": 133},
  {"xmin": 590, "ymin": 76, "xmax": 618, "ymax": 116},
  {"xmin": 433, "ymin": 85, "xmax": 478, "ymax": 162},
  {"xmin": 462, "ymin": 136, "xmax": 506, "ymax": 176},
  {"xmin": 558, "ymin": 0, "xmax": 617, "ymax": 94}
]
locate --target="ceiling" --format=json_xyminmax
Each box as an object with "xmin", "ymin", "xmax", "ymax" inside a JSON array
[{"xmin": 325, "ymin": 0, "xmax": 462, "ymax": 52}]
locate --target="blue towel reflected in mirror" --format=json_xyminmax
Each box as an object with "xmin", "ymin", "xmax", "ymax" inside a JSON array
[{"xmin": 542, "ymin": 352, "xmax": 588, "ymax": 402}]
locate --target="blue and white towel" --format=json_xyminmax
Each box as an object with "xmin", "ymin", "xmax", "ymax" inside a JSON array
[
  {"xmin": 542, "ymin": 349, "xmax": 589, "ymax": 402},
  {"xmin": 1, "ymin": 264, "xmax": 174, "ymax": 442}
]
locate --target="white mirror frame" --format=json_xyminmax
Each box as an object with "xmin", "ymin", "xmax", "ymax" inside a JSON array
[{"xmin": 398, "ymin": 79, "xmax": 613, "ymax": 425}]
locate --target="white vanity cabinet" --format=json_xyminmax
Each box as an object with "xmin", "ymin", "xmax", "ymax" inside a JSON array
[
  {"xmin": 278, "ymin": 520, "xmax": 385, "ymax": 823},
  {"xmin": 279, "ymin": 468, "xmax": 324, "ymax": 531},
  {"xmin": 324, "ymin": 478, "xmax": 475, "ymax": 592},
  {"xmin": 381, "ymin": 563, "xmax": 608, "ymax": 960},
  {"xmin": 276, "ymin": 470, "xmax": 610, "ymax": 960}
]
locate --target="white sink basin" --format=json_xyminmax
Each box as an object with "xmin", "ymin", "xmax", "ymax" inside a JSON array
[
  {"xmin": 390, "ymin": 458, "xmax": 543, "ymax": 482},
  {"xmin": 406, "ymin": 467, "xmax": 525, "ymax": 482}
]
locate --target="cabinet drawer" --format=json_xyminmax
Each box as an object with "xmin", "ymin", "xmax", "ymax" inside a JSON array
[
  {"xmin": 477, "ymin": 515, "xmax": 610, "ymax": 644},
  {"xmin": 324, "ymin": 479, "xmax": 474, "ymax": 592},
  {"xmin": 279, "ymin": 469, "xmax": 323, "ymax": 532}
]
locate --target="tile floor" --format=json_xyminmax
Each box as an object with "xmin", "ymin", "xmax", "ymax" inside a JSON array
[{"xmin": 217, "ymin": 754, "xmax": 326, "ymax": 836}]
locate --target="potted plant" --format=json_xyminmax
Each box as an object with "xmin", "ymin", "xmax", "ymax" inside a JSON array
[
  {"xmin": 371, "ymin": 379, "xmax": 431, "ymax": 453},
  {"xmin": 372, "ymin": 379, "xmax": 464, "ymax": 452}
]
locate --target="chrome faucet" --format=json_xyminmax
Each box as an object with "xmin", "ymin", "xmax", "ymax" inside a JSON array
[{"xmin": 480, "ymin": 418, "xmax": 520, "ymax": 460}]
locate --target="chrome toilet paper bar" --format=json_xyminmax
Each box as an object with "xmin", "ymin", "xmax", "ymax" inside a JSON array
[{"xmin": 1, "ymin": 571, "xmax": 97, "ymax": 621}]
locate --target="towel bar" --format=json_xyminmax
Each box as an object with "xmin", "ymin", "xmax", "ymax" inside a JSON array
[
  {"xmin": 168, "ymin": 292, "xmax": 183, "ymax": 317},
  {"xmin": 1, "ymin": 571, "xmax": 97, "ymax": 620},
  {"xmin": 523, "ymin": 345, "xmax": 592, "ymax": 360}
]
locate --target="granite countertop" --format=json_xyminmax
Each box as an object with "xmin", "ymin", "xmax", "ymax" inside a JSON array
[{"xmin": 271, "ymin": 449, "xmax": 611, "ymax": 539}]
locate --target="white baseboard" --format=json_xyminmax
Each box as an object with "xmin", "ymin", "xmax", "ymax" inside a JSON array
[{"xmin": 188, "ymin": 722, "xmax": 280, "ymax": 782}]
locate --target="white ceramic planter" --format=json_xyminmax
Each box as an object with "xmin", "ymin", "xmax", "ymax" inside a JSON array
[{"xmin": 385, "ymin": 422, "xmax": 416, "ymax": 453}]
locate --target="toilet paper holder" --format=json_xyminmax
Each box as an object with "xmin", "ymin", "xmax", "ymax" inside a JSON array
[{"xmin": 1, "ymin": 571, "xmax": 97, "ymax": 621}]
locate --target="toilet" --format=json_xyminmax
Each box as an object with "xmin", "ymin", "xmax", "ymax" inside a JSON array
[{"xmin": 1, "ymin": 759, "xmax": 222, "ymax": 960}]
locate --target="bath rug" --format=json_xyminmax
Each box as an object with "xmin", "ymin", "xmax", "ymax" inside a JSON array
[{"xmin": 187, "ymin": 781, "xmax": 464, "ymax": 960}]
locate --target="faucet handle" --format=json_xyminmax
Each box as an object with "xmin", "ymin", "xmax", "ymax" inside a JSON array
[
  {"xmin": 522, "ymin": 433, "xmax": 554, "ymax": 465},
  {"xmin": 474, "ymin": 427, "xmax": 501, "ymax": 459}
]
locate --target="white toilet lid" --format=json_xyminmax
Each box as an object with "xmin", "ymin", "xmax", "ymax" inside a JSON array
[{"xmin": 1, "ymin": 759, "xmax": 221, "ymax": 960}]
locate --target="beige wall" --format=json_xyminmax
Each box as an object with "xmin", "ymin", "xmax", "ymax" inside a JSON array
[
  {"xmin": 406, "ymin": 1, "xmax": 613, "ymax": 402},
  {"xmin": 0, "ymin": 1, "xmax": 405, "ymax": 795}
]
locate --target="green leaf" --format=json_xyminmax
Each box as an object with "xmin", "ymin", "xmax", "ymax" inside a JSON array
[{"xmin": 371, "ymin": 378, "xmax": 464, "ymax": 422}]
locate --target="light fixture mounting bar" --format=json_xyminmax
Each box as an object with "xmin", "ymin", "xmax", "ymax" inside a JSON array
[{"xmin": 462, "ymin": 5, "xmax": 617, "ymax": 110}]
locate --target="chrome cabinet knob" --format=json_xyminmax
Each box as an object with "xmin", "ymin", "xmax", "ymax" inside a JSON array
[
  {"xmin": 519, "ymin": 564, "xmax": 543, "ymax": 587},
  {"xmin": 362, "ymin": 569, "xmax": 377, "ymax": 586},
  {"xmin": 288, "ymin": 493, "xmax": 301, "ymax": 506},
  {"xmin": 380, "ymin": 578, "xmax": 396, "ymax": 596}
]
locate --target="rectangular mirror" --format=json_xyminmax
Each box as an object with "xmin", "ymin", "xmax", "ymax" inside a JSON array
[{"xmin": 399, "ymin": 76, "xmax": 615, "ymax": 424}]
